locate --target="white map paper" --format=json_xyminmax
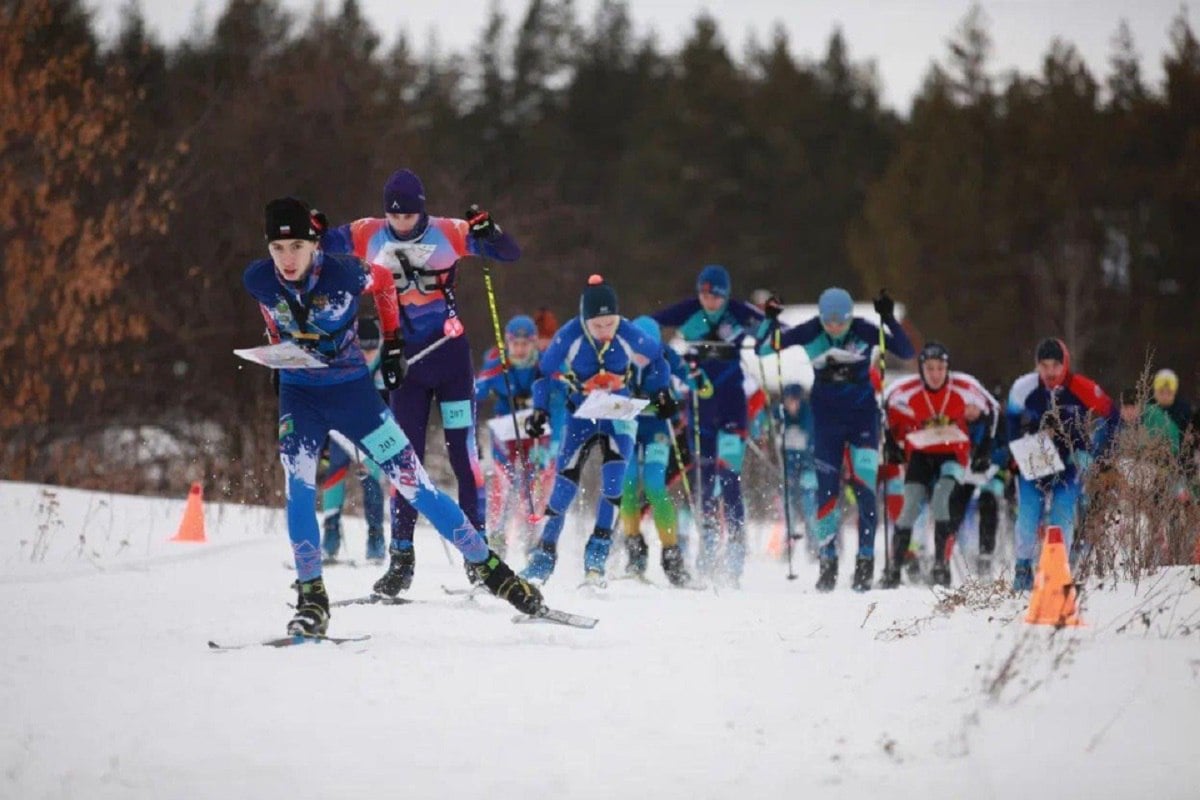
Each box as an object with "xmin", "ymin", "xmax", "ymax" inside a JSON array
[
  {"xmin": 574, "ymin": 391, "xmax": 650, "ymax": 421},
  {"xmin": 487, "ymin": 410, "xmax": 535, "ymax": 444},
  {"xmin": 1008, "ymin": 432, "xmax": 1066, "ymax": 480},
  {"xmin": 233, "ymin": 341, "xmax": 327, "ymax": 370},
  {"xmin": 905, "ymin": 424, "xmax": 969, "ymax": 449}
]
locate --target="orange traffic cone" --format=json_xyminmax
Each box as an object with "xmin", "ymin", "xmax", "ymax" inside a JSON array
[
  {"xmin": 170, "ymin": 482, "xmax": 207, "ymax": 543},
  {"xmin": 1025, "ymin": 525, "xmax": 1081, "ymax": 627}
]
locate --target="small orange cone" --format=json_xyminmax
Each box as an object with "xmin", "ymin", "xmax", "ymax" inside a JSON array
[
  {"xmin": 1025, "ymin": 525, "xmax": 1081, "ymax": 627},
  {"xmin": 170, "ymin": 482, "xmax": 207, "ymax": 543}
]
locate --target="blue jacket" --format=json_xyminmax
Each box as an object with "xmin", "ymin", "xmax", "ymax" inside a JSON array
[
  {"xmin": 532, "ymin": 318, "xmax": 669, "ymax": 412},
  {"xmin": 243, "ymin": 251, "xmax": 393, "ymax": 387},
  {"xmin": 650, "ymin": 297, "xmax": 764, "ymax": 394},
  {"xmin": 777, "ymin": 316, "xmax": 913, "ymax": 415}
]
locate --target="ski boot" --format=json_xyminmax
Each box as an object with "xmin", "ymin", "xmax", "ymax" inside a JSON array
[
  {"xmin": 521, "ymin": 542, "xmax": 557, "ymax": 583},
  {"xmin": 581, "ymin": 569, "xmax": 608, "ymax": 589},
  {"xmin": 976, "ymin": 553, "xmax": 993, "ymax": 580},
  {"xmin": 879, "ymin": 563, "xmax": 902, "ymax": 589},
  {"xmin": 662, "ymin": 544, "xmax": 691, "ymax": 587},
  {"xmin": 471, "ymin": 550, "xmax": 543, "ymax": 615},
  {"xmin": 584, "ymin": 527, "xmax": 614, "ymax": 577},
  {"xmin": 464, "ymin": 556, "xmax": 483, "ymax": 586},
  {"xmin": 929, "ymin": 560, "xmax": 951, "ymax": 587},
  {"xmin": 321, "ymin": 515, "xmax": 342, "ymax": 563},
  {"xmin": 288, "ymin": 577, "xmax": 330, "ymax": 636},
  {"xmin": 365, "ymin": 526, "xmax": 386, "ymax": 563},
  {"xmin": 904, "ymin": 551, "xmax": 922, "ymax": 583},
  {"xmin": 372, "ymin": 545, "xmax": 415, "ymax": 596},
  {"xmin": 851, "ymin": 556, "xmax": 874, "ymax": 592},
  {"xmin": 816, "ymin": 555, "xmax": 838, "ymax": 592},
  {"xmin": 625, "ymin": 533, "xmax": 649, "ymax": 576},
  {"xmin": 1012, "ymin": 559, "xmax": 1034, "ymax": 592}
]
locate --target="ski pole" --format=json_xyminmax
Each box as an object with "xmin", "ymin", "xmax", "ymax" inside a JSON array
[
  {"xmin": 480, "ymin": 261, "xmax": 541, "ymax": 523},
  {"xmin": 877, "ymin": 299, "xmax": 891, "ymax": 577},
  {"xmin": 406, "ymin": 334, "xmax": 452, "ymax": 367},
  {"xmin": 774, "ymin": 326, "xmax": 797, "ymax": 581}
]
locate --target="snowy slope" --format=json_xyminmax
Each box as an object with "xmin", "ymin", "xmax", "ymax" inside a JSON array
[{"xmin": 1, "ymin": 480, "xmax": 1197, "ymax": 800}]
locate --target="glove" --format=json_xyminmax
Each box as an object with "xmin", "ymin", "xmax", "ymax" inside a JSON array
[
  {"xmin": 763, "ymin": 295, "xmax": 783, "ymax": 321},
  {"xmin": 310, "ymin": 209, "xmax": 328, "ymax": 235},
  {"xmin": 873, "ymin": 289, "xmax": 895, "ymax": 321},
  {"xmin": 652, "ymin": 388, "xmax": 679, "ymax": 420},
  {"xmin": 970, "ymin": 448, "xmax": 991, "ymax": 473},
  {"xmin": 883, "ymin": 433, "xmax": 905, "ymax": 465},
  {"xmin": 465, "ymin": 204, "xmax": 500, "ymax": 241},
  {"xmin": 380, "ymin": 337, "xmax": 407, "ymax": 390},
  {"xmin": 525, "ymin": 408, "xmax": 549, "ymax": 438}
]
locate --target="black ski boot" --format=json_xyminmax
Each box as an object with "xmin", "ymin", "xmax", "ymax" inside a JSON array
[
  {"xmin": 851, "ymin": 556, "xmax": 874, "ymax": 592},
  {"xmin": 929, "ymin": 560, "xmax": 951, "ymax": 587},
  {"xmin": 879, "ymin": 563, "xmax": 902, "ymax": 589},
  {"xmin": 976, "ymin": 553, "xmax": 993, "ymax": 580},
  {"xmin": 625, "ymin": 533, "xmax": 649, "ymax": 576},
  {"xmin": 471, "ymin": 550, "xmax": 544, "ymax": 615},
  {"xmin": 816, "ymin": 556, "xmax": 838, "ymax": 592},
  {"xmin": 288, "ymin": 577, "xmax": 330, "ymax": 636},
  {"xmin": 373, "ymin": 546, "xmax": 415, "ymax": 596},
  {"xmin": 661, "ymin": 544, "xmax": 691, "ymax": 587}
]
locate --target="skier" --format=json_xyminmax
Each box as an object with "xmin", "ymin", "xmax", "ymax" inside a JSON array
[
  {"xmin": 880, "ymin": 344, "xmax": 994, "ymax": 588},
  {"xmin": 650, "ymin": 265, "xmax": 766, "ymax": 586},
  {"xmin": 768, "ymin": 288, "xmax": 914, "ymax": 591},
  {"xmin": 475, "ymin": 314, "xmax": 546, "ymax": 556},
  {"xmin": 617, "ymin": 316, "xmax": 694, "ymax": 587},
  {"xmin": 245, "ymin": 196, "xmax": 541, "ymax": 635},
  {"xmin": 1009, "ymin": 338, "xmax": 1117, "ymax": 590},
  {"xmin": 318, "ymin": 317, "xmax": 386, "ymax": 564},
  {"xmin": 521, "ymin": 275, "xmax": 674, "ymax": 585},
  {"xmin": 320, "ymin": 168, "xmax": 519, "ymax": 595},
  {"xmin": 777, "ymin": 383, "xmax": 818, "ymax": 549}
]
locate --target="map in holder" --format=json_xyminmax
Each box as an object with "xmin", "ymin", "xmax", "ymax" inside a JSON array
[
  {"xmin": 233, "ymin": 341, "xmax": 327, "ymax": 370},
  {"xmin": 487, "ymin": 410, "xmax": 535, "ymax": 444},
  {"xmin": 1008, "ymin": 432, "xmax": 1066, "ymax": 480},
  {"xmin": 574, "ymin": 390, "xmax": 650, "ymax": 421},
  {"xmin": 905, "ymin": 424, "xmax": 969, "ymax": 449}
]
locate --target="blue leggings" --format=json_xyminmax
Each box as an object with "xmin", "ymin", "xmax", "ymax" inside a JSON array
[
  {"xmin": 1014, "ymin": 475, "xmax": 1080, "ymax": 561},
  {"xmin": 538, "ymin": 417, "xmax": 635, "ymax": 545},
  {"xmin": 321, "ymin": 432, "xmax": 384, "ymax": 532},
  {"xmin": 812, "ymin": 410, "xmax": 880, "ymax": 558},
  {"xmin": 279, "ymin": 375, "xmax": 489, "ymax": 581}
]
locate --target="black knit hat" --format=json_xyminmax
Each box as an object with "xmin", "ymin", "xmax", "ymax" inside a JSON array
[
  {"xmin": 580, "ymin": 274, "xmax": 619, "ymax": 320},
  {"xmin": 264, "ymin": 197, "xmax": 320, "ymax": 242},
  {"xmin": 1035, "ymin": 338, "xmax": 1065, "ymax": 364}
]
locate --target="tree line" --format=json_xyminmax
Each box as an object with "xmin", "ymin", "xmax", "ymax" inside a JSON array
[{"xmin": 4, "ymin": 0, "xmax": 1200, "ymax": 497}]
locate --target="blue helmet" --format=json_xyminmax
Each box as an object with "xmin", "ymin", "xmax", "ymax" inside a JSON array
[
  {"xmin": 505, "ymin": 314, "xmax": 537, "ymax": 339},
  {"xmin": 696, "ymin": 264, "xmax": 731, "ymax": 299},
  {"xmin": 632, "ymin": 315, "xmax": 661, "ymax": 344},
  {"xmin": 817, "ymin": 287, "xmax": 853, "ymax": 325}
]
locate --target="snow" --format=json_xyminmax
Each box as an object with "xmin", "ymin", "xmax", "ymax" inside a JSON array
[{"xmin": 2, "ymin": 480, "xmax": 1197, "ymax": 799}]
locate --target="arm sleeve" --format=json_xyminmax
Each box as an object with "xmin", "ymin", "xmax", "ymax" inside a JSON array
[
  {"xmin": 650, "ymin": 298, "xmax": 700, "ymax": 328},
  {"xmin": 362, "ymin": 262, "xmax": 401, "ymax": 339},
  {"xmin": 778, "ymin": 317, "xmax": 824, "ymax": 349},
  {"xmin": 858, "ymin": 317, "xmax": 915, "ymax": 359},
  {"xmin": 468, "ymin": 227, "xmax": 521, "ymax": 261},
  {"xmin": 533, "ymin": 331, "xmax": 572, "ymax": 410}
]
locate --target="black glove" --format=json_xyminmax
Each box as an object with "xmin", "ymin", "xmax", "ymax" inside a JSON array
[
  {"xmin": 763, "ymin": 295, "xmax": 783, "ymax": 321},
  {"xmin": 970, "ymin": 447, "xmax": 991, "ymax": 473},
  {"xmin": 652, "ymin": 388, "xmax": 679, "ymax": 420},
  {"xmin": 512, "ymin": 393, "xmax": 532, "ymax": 411},
  {"xmin": 310, "ymin": 209, "xmax": 329, "ymax": 235},
  {"xmin": 873, "ymin": 289, "xmax": 895, "ymax": 321},
  {"xmin": 525, "ymin": 408, "xmax": 549, "ymax": 438},
  {"xmin": 380, "ymin": 337, "xmax": 407, "ymax": 390},
  {"xmin": 465, "ymin": 204, "xmax": 500, "ymax": 241},
  {"xmin": 883, "ymin": 433, "xmax": 905, "ymax": 465}
]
